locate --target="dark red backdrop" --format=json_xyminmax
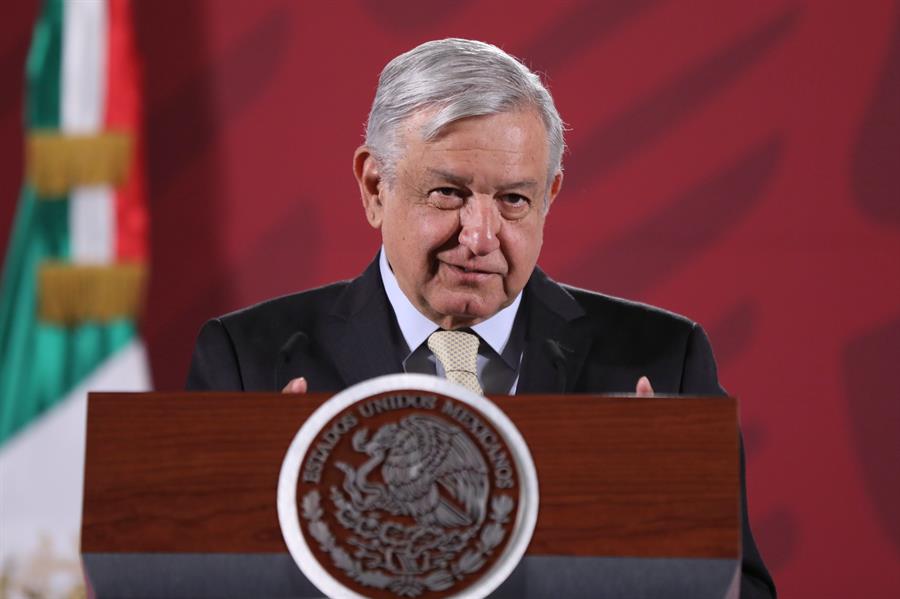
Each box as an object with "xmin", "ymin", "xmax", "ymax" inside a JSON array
[{"xmin": 2, "ymin": 1, "xmax": 899, "ymax": 596}]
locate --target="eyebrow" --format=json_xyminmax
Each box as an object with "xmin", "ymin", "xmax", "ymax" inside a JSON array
[
  {"xmin": 426, "ymin": 168, "xmax": 539, "ymax": 192},
  {"xmin": 426, "ymin": 169, "xmax": 472, "ymax": 186}
]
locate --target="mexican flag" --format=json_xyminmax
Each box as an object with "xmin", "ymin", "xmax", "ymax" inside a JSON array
[{"xmin": 0, "ymin": 0, "xmax": 150, "ymax": 595}]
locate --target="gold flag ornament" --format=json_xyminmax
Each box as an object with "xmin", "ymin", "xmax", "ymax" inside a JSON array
[
  {"xmin": 27, "ymin": 131, "xmax": 132, "ymax": 197},
  {"xmin": 37, "ymin": 262, "xmax": 147, "ymax": 325}
]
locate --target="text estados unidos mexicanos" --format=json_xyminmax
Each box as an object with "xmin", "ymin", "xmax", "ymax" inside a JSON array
[{"xmin": 300, "ymin": 395, "xmax": 514, "ymax": 489}]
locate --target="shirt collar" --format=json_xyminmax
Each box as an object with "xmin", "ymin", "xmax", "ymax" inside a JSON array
[{"xmin": 379, "ymin": 247, "xmax": 522, "ymax": 359}]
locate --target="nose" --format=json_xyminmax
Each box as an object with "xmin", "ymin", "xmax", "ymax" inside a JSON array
[{"xmin": 458, "ymin": 195, "xmax": 501, "ymax": 256}]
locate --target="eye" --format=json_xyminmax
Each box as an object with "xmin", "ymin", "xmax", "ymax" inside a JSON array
[
  {"xmin": 499, "ymin": 193, "xmax": 532, "ymax": 217},
  {"xmin": 428, "ymin": 187, "xmax": 466, "ymax": 208},
  {"xmin": 503, "ymin": 193, "xmax": 529, "ymax": 206}
]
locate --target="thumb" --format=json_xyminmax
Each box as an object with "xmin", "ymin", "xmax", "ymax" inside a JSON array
[
  {"xmin": 635, "ymin": 376, "xmax": 654, "ymax": 397},
  {"xmin": 282, "ymin": 376, "xmax": 308, "ymax": 394}
]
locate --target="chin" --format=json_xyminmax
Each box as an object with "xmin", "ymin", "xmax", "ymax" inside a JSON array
[{"xmin": 431, "ymin": 294, "xmax": 503, "ymax": 325}]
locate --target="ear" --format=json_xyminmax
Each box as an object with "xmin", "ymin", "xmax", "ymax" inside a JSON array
[
  {"xmin": 353, "ymin": 145, "xmax": 384, "ymax": 229},
  {"xmin": 544, "ymin": 171, "xmax": 563, "ymax": 213}
]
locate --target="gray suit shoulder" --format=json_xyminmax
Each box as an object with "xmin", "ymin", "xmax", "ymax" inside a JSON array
[
  {"xmin": 187, "ymin": 280, "xmax": 354, "ymax": 391},
  {"xmin": 216, "ymin": 279, "xmax": 351, "ymax": 331},
  {"xmin": 558, "ymin": 282, "xmax": 698, "ymax": 333}
]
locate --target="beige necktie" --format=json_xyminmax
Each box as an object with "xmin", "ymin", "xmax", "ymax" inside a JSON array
[{"xmin": 427, "ymin": 330, "xmax": 483, "ymax": 395}]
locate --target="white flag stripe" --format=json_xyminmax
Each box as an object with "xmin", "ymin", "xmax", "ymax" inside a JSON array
[
  {"xmin": 69, "ymin": 185, "xmax": 115, "ymax": 263},
  {"xmin": 61, "ymin": 0, "xmax": 108, "ymax": 134},
  {"xmin": 62, "ymin": 2, "xmax": 115, "ymax": 265},
  {"xmin": 0, "ymin": 340, "xmax": 151, "ymax": 575}
]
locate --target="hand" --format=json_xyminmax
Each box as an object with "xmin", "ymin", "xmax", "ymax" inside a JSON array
[
  {"xmin": 636, "ymin": 376, "xmax": 654, "ymax": 397},
  {"xmin": 282, "ymin": 377, "xmax": 308, "ymax": 393}
]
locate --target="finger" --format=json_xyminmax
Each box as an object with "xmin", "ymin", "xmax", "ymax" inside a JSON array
[
  {"xmin": 636, "ymin": 376, "xmax": 654, "ymax": 397},
  {"xmin": 282, "ymin": 377, "xmax": 308, "ymax": 394}
]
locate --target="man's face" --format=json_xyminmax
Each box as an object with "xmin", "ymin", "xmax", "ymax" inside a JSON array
[{"xmin": 355, "ymin": 108, "xmax": 563, "ymax": 329}]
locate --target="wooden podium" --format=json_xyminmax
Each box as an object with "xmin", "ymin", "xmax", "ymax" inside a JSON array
[{"xmin": 81, "ymin": 392, "xmax": 740, "ymax": 598}]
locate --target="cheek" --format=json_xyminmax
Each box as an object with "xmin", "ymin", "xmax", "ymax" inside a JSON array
[
  {"xmin": 385, "ymin": 208, "xmax": 458, "ymax": 270},
  {"xmin": 410, "ymin": 211, "xmax": 460, "ymax": 250},
  {"xmin": 504, "ymin": 226, "xmax": 544, "ymax": 270}
]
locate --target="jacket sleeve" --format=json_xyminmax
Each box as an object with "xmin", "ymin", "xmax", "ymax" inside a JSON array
[
  {"xmin": 681, "ymin": 324, "xmax": 777, "ymax": 599},
  {"xmin": 185, "ymin": 318, "xmax": 244, "ymax": 391}
]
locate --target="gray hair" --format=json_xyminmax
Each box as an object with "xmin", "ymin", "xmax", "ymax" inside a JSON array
[{"xmin": 365, "ymin": 38, "xmax": 565, "ymax": 189}]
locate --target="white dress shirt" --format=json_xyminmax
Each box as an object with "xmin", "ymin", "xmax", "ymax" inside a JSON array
[{"xmin": 379, "ymin": 248, "xmax": 523, "ymax": 394}]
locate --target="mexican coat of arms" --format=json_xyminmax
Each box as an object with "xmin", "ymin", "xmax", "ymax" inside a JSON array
[{"xmin": 278, "ymin": 374, "xmax": 538, "ymax": 599}]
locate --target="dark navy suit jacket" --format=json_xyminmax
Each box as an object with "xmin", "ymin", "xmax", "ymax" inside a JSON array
[{"xmin": 187, "ymin": 257, "xmax": 776, "ymax": 598}]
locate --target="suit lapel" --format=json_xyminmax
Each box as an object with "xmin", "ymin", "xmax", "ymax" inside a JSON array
[
  {"xmin": 275, "ymin": 256, "xmax": 406, "ymax": 391},
  {"xmin": 516, "ymin": 267, "xmax": 593, "ymax": 394},
  {"xmin": 320, "ymin": 256, "xmax": 407, "ymax": 387}
]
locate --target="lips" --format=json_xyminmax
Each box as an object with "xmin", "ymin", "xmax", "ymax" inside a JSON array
[
  {"xmin": 441, "ymin": 261, "xmax": 503, "ymax": 282},
  {"xmin": 452, "ymin": 264, "xmax": 494, "ymax": 275}
]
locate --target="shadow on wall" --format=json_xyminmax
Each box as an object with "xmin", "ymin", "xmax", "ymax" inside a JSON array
[
  {"xmin": 133, "ymin": 2, "xmax": 294, "ymax": 390},
  {"xmin": 846, "ymin": 8, "xmax": 900, "ymax": 554}
]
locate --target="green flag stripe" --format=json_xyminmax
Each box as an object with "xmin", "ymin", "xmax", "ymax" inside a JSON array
[
  {"xmin": 26, "ymin": 0, "xmax": 63, "ymax": 129},
  {"xmin": 0, "ymin": 184, "xmax": 137, "ymax": 443},
  {"xmin": 0, "ymin": 0, "xmax": 65, "ymax": 441}
]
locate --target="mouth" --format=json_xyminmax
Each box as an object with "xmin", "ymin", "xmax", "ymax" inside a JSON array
[
  {"xmin": 458, "ymin": 265, "xmax": 489, "ymax": 274},
  {"xmin": 442, "ymin": 262, "xmax": 502, "ymax": 281}
]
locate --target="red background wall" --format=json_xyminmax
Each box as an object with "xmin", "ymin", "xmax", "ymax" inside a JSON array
[{"xmin": 2, "ymin": 1, "xmax": 898, "ymax": 596}]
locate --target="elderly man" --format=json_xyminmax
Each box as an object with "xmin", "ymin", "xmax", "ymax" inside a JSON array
[{"xmin": 187, "ymin": 39, "xmax": 775, "ymax": 597}]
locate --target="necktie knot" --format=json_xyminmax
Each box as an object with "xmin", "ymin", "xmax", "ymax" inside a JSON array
[{"xmin": 427, "ymin": 330, "xmax": 483, "ymax": 395}]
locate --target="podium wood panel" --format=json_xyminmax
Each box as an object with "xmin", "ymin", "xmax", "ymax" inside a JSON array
[{"xmin": 82, "ymin": 392, "xmax": 738, "ymax": 560}]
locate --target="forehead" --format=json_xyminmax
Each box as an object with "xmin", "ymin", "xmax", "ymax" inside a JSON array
[{"xmin": 399, "ymin": 109, "xmax": 551, "ymax": 182}]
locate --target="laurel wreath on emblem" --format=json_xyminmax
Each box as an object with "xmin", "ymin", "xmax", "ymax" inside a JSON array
[
  {"xmin": 301, "ymin": 414, "xmax": 516, "ymax": 597},
  {"xmin": 302, "ymin": 490, "xmax": 513, "ymax": 597}
]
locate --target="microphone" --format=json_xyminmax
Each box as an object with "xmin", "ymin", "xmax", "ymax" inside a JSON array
[
  {"xmin": 276, "ymin": 331, "xmax": 309, "ymax": 389},
  {"xmin": 544, "ymin": 339, "xmax": 569, "ymax": 391}
]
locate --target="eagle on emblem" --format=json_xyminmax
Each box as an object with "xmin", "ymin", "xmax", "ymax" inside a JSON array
[{"xmin": 335, "ymin": 414, "xmax": 490, "ymax": 530}]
